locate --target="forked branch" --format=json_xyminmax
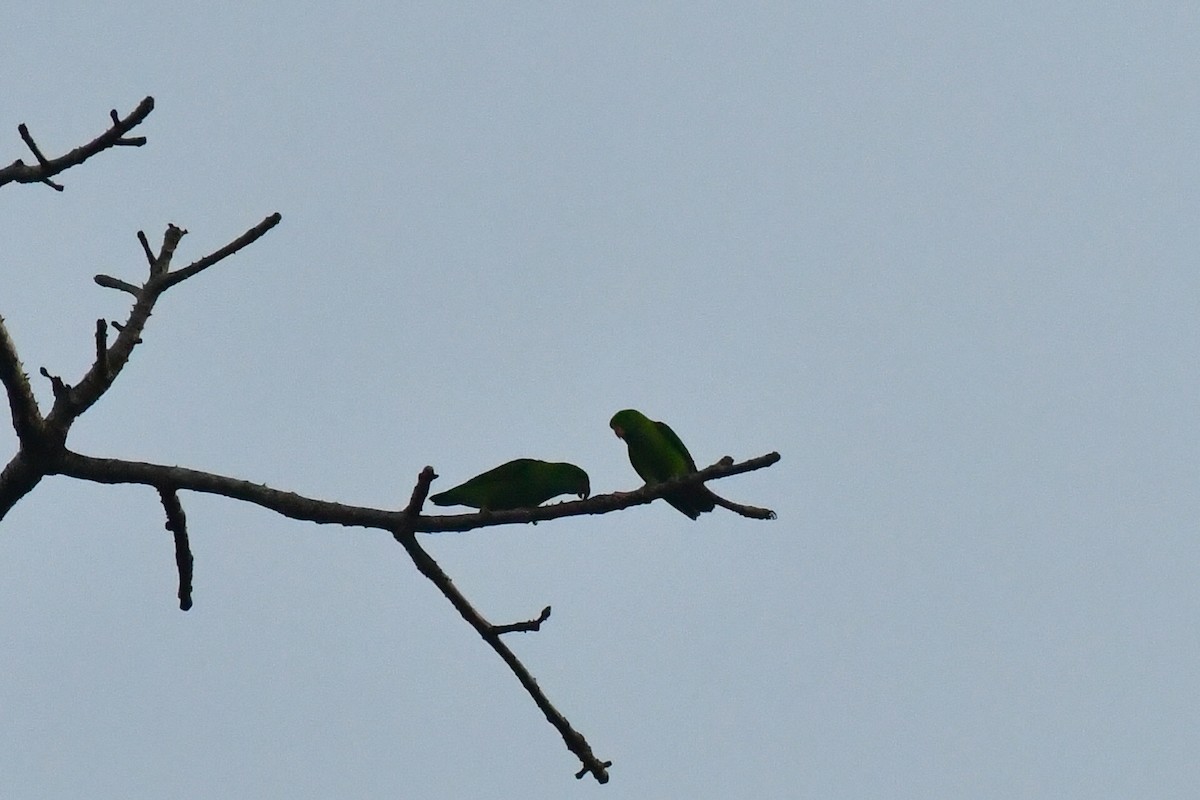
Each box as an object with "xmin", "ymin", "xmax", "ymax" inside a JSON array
[
  {"xmin": 0, "ymin": 96, "xmax": 155, "ymax": 190},
  {"xmin": 392, "ymin": 468, "xmax": 611, "ymax": 782},
  {"xmin": 0, "ymin": 215, "xmax": 281, "ymax": 518}
]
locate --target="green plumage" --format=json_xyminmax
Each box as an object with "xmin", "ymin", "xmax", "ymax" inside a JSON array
[
  {"xmin": 609, "ymin": 409, "xmax": 717, "ymax": 519},
  {"xmin": 429, "ymin": 459, "xmax": 591, "ymax": 511}
]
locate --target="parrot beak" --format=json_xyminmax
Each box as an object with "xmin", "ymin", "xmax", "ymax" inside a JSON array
[{"xmin": 611, "ymin": 424, "xmax": 624, "ymax": 439}]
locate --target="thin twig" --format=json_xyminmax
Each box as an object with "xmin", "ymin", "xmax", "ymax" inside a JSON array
[
  {"xmin": 492, "ymin": 605, "xmax": 552, "ymax": 635},
  {"xmin": 16, "ymin": 123, "xmax": 63, "ymax": 190},
  {"xmin": 94, "ymin": 274, "xmax": 140, "ymax": 295},
  {"xmin": 710, "ymin": 493, "xmax": 777, "ymax": 519},
  {"xmin": 17, "ymin": 123, "xmax": 51, "ymax": 165},
  {"xmin": 136, "ymin": 231, "xmax": 155, "ymax": 266}
]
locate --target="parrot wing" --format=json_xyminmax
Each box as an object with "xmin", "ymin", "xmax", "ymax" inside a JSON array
[
  {"xmin": 653, "ymin": 419, "xmax": 700, "ymax": 472},
  {"xmin": 611, "ymin": 409, "xmax": 717, "ymax": 519}
]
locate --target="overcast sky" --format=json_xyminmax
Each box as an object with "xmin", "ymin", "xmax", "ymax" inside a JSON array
[{"xmin": 3, "ymin": 4, "xmax": 1198, "ymax": 798}]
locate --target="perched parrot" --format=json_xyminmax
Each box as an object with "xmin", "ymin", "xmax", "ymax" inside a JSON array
[
  {"xmin": 609, "ymin": 409, "xmax": 719, "ymax": 519},
  {"xmin": 429, "ymin": 458, "xmax": 591, "ymax": 511}
]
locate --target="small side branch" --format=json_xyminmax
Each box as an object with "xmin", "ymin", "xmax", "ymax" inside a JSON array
[
  {"xmin": 710, "ymin": 494, "xmax": 777, "ymax": 520},
  {"xmin": 401, "ymin": 466, "xmax": 438, "ymax": 516},
  {"xmin": 136, "ymin": 231, "xmax": 155, "ymax": 266},
  {"xmin": 0, "ymin": 97, "xmax": 155, "ymax": 190},
  {"xmin": 492, "ymin": 605, "xmax": 552, "ymax": 635},
  {"xmin": 94, "ymin": 275, "xmax": 140, "ymax": 295},
  {"xmin": 392, "ymin": 469, "xmax": 610, "ymax": 782},
  {"xmin": 158, "ymin": 488, "xmax": 194, "ymax": 611}
]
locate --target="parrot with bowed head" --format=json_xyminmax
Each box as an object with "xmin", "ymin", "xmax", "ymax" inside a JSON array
[
  {"xmin": 609, "ymin": 409, "xmax": 721, "ymax": 519},
  {"xmin": 429, "ymin": 458, "xmax": 591, "ymax": 511}
]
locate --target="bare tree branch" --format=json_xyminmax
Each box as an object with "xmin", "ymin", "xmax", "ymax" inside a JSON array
[
  {"xmin": 49, "ymin": 449, "xmax": 780, "ymax": 532},
  {"xmin": 0, "ymin": 97, "xmax": 154, "ymax": 190}
]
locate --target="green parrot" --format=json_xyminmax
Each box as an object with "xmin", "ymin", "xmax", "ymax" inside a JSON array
[
  {"xmin": 429, "ymin": 458, "xmax": 591, "ymax": 511},
  {"xmin": 609, "ymin": 409, "xmax": 719, "ymax": 519}
]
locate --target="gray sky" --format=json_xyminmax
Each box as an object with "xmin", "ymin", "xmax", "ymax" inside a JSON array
[{"xmin": 3, "ymin": 3, "xmax": 1198, "ymax": 797}]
